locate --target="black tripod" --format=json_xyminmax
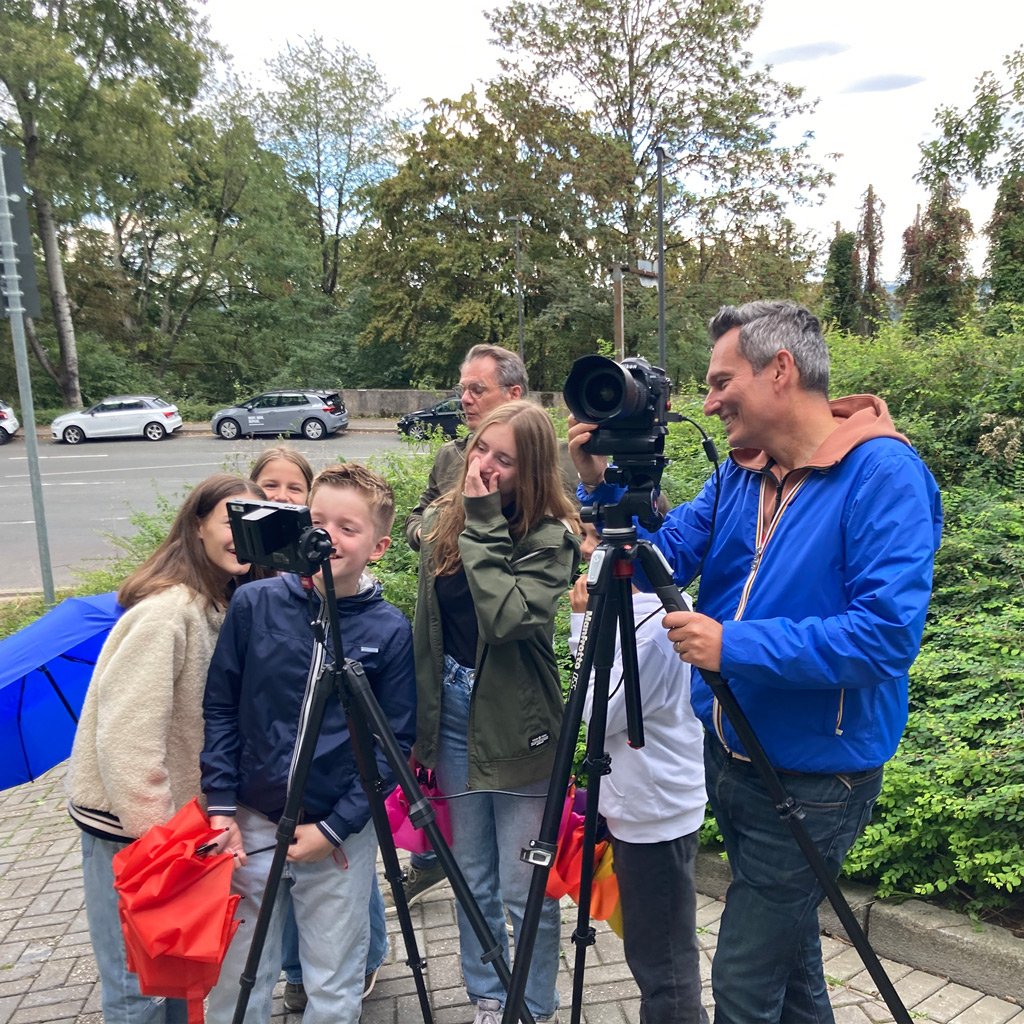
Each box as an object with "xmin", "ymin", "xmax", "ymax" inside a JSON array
[
  {"xmin": 225, "ymin": 512, "xmax": 534, "ymax": 1024},
  {"xmin": 501, "ymin": 486, "xmax": 913, "ymax": 1024}
]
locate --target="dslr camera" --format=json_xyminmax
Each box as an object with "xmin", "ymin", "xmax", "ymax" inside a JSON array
[
  {"xmin": 227, "ymin": 499, "xmax": 332, "ymax": 575},
  {"xmin": 563, "ymin": 355, "xmax": 673, "ymax": 457}
]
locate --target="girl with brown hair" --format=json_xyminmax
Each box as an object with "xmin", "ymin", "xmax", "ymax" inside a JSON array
[{"xmin": 66, "ymin": 473, "xmax": 269, "ymax": 1024}]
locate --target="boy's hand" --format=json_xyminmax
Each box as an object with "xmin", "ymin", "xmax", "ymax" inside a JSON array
[
  {"xmin": 287, "ymin": 823, "xmax": 336, "ymax": 863},
  {"xmin": 208, "ymin": 814, "xmax": 247, "ymax": 867},
  {"xmin": 569, "ymin": 573, "xmax": 590, "ymax": 613}
]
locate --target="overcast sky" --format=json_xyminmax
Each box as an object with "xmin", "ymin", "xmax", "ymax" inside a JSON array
[{"xmin": 204, "ymin": 0, "xmax": 1024, "ymax": 281}]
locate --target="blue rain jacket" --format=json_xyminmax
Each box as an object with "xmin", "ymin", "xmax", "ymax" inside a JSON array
[
  {"xmin": 201, "ymin": 573, "xmax": 416, "ymax": 844},
  {"xmin": 580, "ymin": 395, "xmax": 943, "ymax": 774}
]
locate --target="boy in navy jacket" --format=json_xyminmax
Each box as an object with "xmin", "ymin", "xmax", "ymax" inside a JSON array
[{"xmin": 202, "ymin": 464, "xmax": 416, "ymax": 1024}]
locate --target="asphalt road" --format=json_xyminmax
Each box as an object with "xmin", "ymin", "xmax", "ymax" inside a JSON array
[{"xmin": 0, "ymin": 429, "xmax": 409, "ymax": 593}]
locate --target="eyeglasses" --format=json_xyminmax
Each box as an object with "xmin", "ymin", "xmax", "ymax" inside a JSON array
[{"xmin": 454, "ymin": 382, "xmax": 503, "ymax": 399}]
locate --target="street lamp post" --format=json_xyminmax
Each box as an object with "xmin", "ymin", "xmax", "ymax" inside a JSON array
[{"xmin": 509, "ymin": 216, "xmax": 524, "ymax": 360}]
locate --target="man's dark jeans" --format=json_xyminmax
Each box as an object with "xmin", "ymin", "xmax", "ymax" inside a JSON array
[{"xmin": 704, "ymin": 734, "xmax": 883, "ymax": 1024}]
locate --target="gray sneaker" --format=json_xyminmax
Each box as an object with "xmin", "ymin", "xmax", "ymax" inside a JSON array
[
  {"xmin": 474, "ymin": 998, "xmax": 502, "ymax": 1024},
  {"xmin": 282, "ymin": 981, "xmax": 307, "ymax": 1014},
  {"xmin": 382, "ymin": 861, "xmax": 448, "ymax": 914}
]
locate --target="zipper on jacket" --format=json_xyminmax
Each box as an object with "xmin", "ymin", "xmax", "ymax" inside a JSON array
[{"xmin": 712, "ymin": 472, "xmax": 809, "ymax": 751}]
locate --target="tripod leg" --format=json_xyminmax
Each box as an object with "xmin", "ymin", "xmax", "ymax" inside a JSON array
[
  {"xmin": 342, "ymin": 658, "xmax": 535, "ymax": 1024},
  {"xmin": 566, "ymin": 573, "xmax": 639, "ymax": 1024},
  {"xmin": 337, "ymin": 669, "xmax": 434, "ymax": 1024},
  {"xmin": 501, "ymin": 568, "xmax": 621, "ymax": 1024}
]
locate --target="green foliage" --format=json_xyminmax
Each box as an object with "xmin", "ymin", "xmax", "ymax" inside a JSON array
[
  {"xmin": 363, "ymin": 433, "xmax": 449, "ymax": 620},
  {"xmin": 898, "ymin": 178, "xmax": 976, "ymax": 334},
  {"xmin": 826, "ymin": 321, "xmax": 1024, "ymax": 488},
  {"xmin": 821, "ymin": 229, "xmax": 861, "ymax": 333},
  {"xmin": 986, "ymin": 173, "xmax": 1024, "ymax": 308},
  {"xmin": 843, "ymin": 487, "xmax": 1024, "ymax": 913}
]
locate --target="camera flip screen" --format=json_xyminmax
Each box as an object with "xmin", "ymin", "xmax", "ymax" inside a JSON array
[{"xmin": 227, "ymin": 499, "xmax": 321, "ymax": 575}]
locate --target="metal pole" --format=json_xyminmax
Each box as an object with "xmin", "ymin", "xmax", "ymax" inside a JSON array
[
  {"xmin": 612, "ymin": 264, "xmax": 625, "ymax": 362},
  {"xmin": 656, "ymin": 146, "xmax": 666, "ymax": 369},
  {"xmin": 514, "ymin": 217, "xmax": 524, "ymax": 360},
  {"xmin": 0, "ymin": 155, "xmax": 55, "ymax": 605}
]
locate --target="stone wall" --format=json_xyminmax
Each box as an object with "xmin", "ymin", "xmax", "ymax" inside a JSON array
[{"xmin": 342, "ymin": 389, "xmax": 568, "ymax": 417}]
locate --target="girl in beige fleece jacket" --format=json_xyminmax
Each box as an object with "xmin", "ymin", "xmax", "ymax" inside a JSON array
[{"xmin": 66, "ymin": 473, "xmax": 268, "ymax": 1024}]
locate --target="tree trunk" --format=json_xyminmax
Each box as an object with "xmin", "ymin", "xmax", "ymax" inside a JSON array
[
  {"xmin": 32, "ymin": 192, "xmax": 82, "ymax": 407},
  {"xmin": 23, "ymin": 316, "xmax": 61, "ymax": 388}
]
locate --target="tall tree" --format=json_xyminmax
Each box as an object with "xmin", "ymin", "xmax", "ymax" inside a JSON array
[
  {"xmin": 917, "ymin": 48, "xmax": 1023, "ymax": 330},
  {"xmin": 918, "ymin": 47, "xmax": 1024, "ymax": 190},
  {"xmin": 986, "ymin": 172, "xmax": 1024, "ymax": 307},
  {"xmin": 0, "ymin": 0, "xmax": 211, "ymax": 406},
  {"xmin": 486, "ymin": 0, "xmax": 831, "ymax": 263},
  {"xmin": 898, "ymin": 179, "xmax": 975, "ymax": 334},
  {"xmin": 856, "ymin": 184, "xmax": 887, "ymax": 334},
  {"xmin": 359, "ymin": 86, "xmax": 625, "ymax": 389},
  {"xmin": 821, "ymin": 226, "xmax": 861, "ymax": 333},
  {"xmin": 261, "ymin": 35, "xmax": 400, "ymax": 296},
  {"xmin": 65, "ymin": 88, "xmax": 324, "ymax": 397}
]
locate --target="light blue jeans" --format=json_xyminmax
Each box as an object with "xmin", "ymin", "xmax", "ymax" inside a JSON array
[
  {"xmin": 206, "ymin": 805, "xmax": 377, "ymax": 1024},
  {"xmin": 281, "ymin": 873, "xmax": 388, "ymax": 984},
  {"xmin": 80, "ymin": 832, "xmax": 189, "ymax": 1024},
  {"xmin": 434, "ymin": 656, "xmax": 561, "ymax": 1020}
]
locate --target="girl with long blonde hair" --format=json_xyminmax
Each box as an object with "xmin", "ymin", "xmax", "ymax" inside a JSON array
[{"xmin": 412, "ymin": 401, "xmax": 580, "ymax": 1024}]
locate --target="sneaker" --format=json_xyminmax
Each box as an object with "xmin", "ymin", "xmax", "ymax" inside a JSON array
[
  {"xmin": 282, "ymin": 981, "xmax": 307, "ymax": 1014},
  {"xmin": 362, "ymin": 965, "xmax": 380, "ymax": 998},
  {"xmin": 474, "ymin": 998, "xmax": 502, "ymax": 1024},
  {"xmin": 383, "ymin": 861, "xmax": 448, "ymax": 914}
]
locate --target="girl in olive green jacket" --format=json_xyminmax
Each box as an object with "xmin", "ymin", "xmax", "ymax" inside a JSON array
[{"xmin": 412, "ymin": 401, "xmax": 580, "ymax": 1024}]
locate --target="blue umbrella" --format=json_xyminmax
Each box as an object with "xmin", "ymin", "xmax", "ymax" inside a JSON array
[{"xmin": 0, "ymin": 592, "xmax": 123, "ymax": 790}]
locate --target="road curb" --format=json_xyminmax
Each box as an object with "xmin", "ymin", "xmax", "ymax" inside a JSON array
[
  {"xmin": 27, "ymin": 419, "xmax": 401, "ymax": 441},
  {"xmin": 694, "ymin": 846, "xmax": 1024, "ymax": 1002}
]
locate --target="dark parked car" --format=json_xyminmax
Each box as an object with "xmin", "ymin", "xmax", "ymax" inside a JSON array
[
  {"xmin": 397, "ymin": 398, "xmax": 464, "ymax": 440},
  {"xmin": 211, "ymin": 389, "xmax": 348, "ymax": 440}
]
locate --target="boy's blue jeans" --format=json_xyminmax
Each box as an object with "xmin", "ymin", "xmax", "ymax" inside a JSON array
[
  {"xmin": 434, "ymin": 656, "xmax": 561, "ymax": 1021},
  {"xmin": 81, "ymin": 832, "xmax": 188, "ymax": 1024},
  {"xmin": 206, "ymin": 805, "xmax": 377, "ymax": 1024},
  {"xmin": 704, "ymin": 734, "xmax": 883, "ymax": 1024}
]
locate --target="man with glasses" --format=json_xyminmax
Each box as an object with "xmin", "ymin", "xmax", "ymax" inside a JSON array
[
  {"xmin": 390, "ymin": 344, "xmax": 576, "ymax": 916},
  {"xmin": 404, "ymin": 343, "xmax": 575, "ymax": 548}
]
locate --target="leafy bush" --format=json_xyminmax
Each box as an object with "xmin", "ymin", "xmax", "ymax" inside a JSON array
[{"xmin": 843, "ymin": 486, "xmax": 1024, "ymax": 914}]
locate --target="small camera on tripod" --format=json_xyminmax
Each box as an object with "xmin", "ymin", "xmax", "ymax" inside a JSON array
[
  {"xmin": 563, "ymin": 354, "xmax": 673, "ymax": 457},
  {"xmin": 227, "ymin": 499, "xmax": 331, "ymax": 575}
]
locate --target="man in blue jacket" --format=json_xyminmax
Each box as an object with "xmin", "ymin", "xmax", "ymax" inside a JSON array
[{"xmin": 569, "ymin": 301, "xmax": 942, "ymax": 1024}]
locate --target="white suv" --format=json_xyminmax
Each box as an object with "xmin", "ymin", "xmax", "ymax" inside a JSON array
[{"xmin": 0, "ymin": 400, "xmax": 20, "ymax": 445}]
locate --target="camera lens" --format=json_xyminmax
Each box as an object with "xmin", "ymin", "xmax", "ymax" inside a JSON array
[{"xmin": 564, "ymin": 355, "xmax": 645, "ymax": 424}]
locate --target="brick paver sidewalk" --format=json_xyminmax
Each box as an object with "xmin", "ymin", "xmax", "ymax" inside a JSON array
[{"xmin": 1, "ymin": 765, "xmax": 1019, "ymax": 1024}]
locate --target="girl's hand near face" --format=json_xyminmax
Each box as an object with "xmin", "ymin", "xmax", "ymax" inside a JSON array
[{"xmin": 464, "ymin": 457, "xmax": 497, "ymax": 498}]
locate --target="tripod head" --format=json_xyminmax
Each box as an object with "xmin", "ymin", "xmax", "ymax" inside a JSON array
[{"xmin": 585, "ymin": 453, "xmax": 667, "ymax": 534}]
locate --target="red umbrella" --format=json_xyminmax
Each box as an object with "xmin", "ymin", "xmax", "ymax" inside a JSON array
[{"xmin": 112, "ymin": 799, "xmax": 241, "ymax": 1024}]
